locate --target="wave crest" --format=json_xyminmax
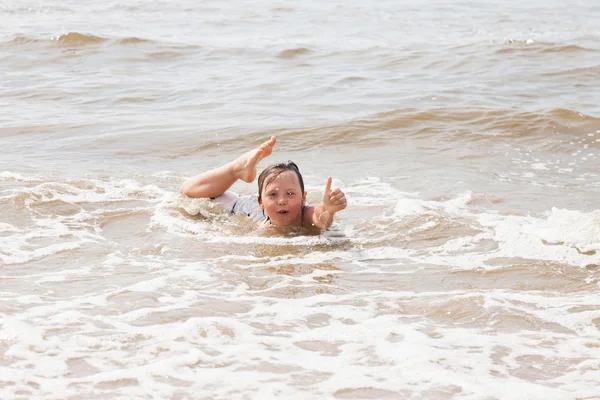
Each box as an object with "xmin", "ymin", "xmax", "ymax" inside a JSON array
[
  {"xmin": 498, "ymin": 41, "xmax": 597, "ymax": 55},
  {"xmin": 2, "ymin": 33, "xmax": 153, "ymax": 48},
  {"xmin": 53, "ymin": 32, "xmax": 106, "ymax": 44},
  {"xmin": 249, "ymin": 107, "xmax": 600, "ymax": 152},
  {"xmin": 277, "ymin": 47, "xmax": 312, "ymax": 59}
]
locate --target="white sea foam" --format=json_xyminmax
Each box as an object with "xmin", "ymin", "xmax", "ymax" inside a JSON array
[
  {"xmin": 394, "ymin": 191, "xmax": 473, "ymax": 217},
  {"xmin": 477, "ymin": 209, "xmax": 600, "ymax": 267},
  {"xmin": 0, "ymin": 171, "xmax": 45, "ymax": 182},
  {"xmin": 339, "ymin": 176, "xmax": 417, "ymax": 207},
  {"xmin": 2, "ymin": 176, "xmax": 600, "ymax": 398},
  {"xmin": 10, "ymin": 179, "xmax": 165, "ymax": 206},
  {"xmin": 539, "ymin": 208, "xmax": 600, "ymax": 252},
  {"xmin": 2, "ymin": 0, "xmax": 600, "ymax": 396},
  {"xmin": 377, "ymin": 193, "xmax": 600, "ymax": 270},
  {"xmin": 0, "ymin": 177, "xmax": 166, "ymax": 265},
  {"xmin": 2, "ymin": 274, "xmax": 599, "ymax": 399},
  {"xmin": 531, "ymin": 162, "xmax": 549, "ymax": 170},
  {"xmin": 0, "ymin": 222, "xmax": 22, "ymax": 233},
  {"xmin": 0, "ymin": 237, "xmax": 89, "ymax": 265}
]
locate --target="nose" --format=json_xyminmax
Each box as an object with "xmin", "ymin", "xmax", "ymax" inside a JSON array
[{"xmin": 278, "ymin": 197, "xmax": 287, "ymax": 205}]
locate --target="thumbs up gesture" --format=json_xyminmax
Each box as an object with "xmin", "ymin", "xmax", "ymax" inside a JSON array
[{"xmin": 323, "ymin": 177, "xmax": 347, "ymax": 214}]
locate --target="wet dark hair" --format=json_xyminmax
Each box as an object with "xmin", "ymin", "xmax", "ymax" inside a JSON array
[{"xmin": 257, "ymin": 161, "xmax": 305, "ymax": 202}]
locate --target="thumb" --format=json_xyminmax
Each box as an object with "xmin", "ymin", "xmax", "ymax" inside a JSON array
[{"xmin": 324, "ymin": 177, "xmax": 332, "ymax": 198}]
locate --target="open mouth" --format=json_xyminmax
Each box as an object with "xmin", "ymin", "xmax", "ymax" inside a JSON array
[{"xmin": 277, "ymin": 210, "xmax": 289, "ymax": 215}]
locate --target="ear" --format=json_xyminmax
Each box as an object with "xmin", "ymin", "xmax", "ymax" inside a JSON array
[
  {"xmin": 258, "ymin": 197, "xmax": 264, "ymax": 209},
  {"xmin": 302, "ymin": 191, "xmax": 307, "ymax": 205}
]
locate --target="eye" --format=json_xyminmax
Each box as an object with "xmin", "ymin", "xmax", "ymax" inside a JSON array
[
  {"xmin": 268, "ymin": 192, "xmax": 277, "ymax": 197},
  {"xmin": 287, "ymin": 191, "xmax": 295, "ymax": 196}
]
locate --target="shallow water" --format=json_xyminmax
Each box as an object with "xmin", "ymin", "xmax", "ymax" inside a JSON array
[{"xmin": 1, "ymin": 0, "xmax": 600, "ymax": 398}]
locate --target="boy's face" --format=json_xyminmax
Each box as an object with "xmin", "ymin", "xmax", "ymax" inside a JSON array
[{"xmin": 259, "ymin": 170, "xmax": 306, "ymax": 227}]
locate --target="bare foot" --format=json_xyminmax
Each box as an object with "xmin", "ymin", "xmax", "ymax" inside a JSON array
[{"xmin": 232, "ymin": 136, "xmax": 276, "ymax": 182}]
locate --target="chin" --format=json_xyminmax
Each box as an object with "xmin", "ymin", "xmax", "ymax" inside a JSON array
[
  {"xmin": 272, "ymin": 219, "xmax": 293, "ymax": 227},
  {"xmin": 270, "ymin": 214, "xmax": 299, "ymax": 227}
]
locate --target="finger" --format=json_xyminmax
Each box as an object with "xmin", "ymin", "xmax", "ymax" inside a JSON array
[
  {"xmin": 331, "ymin": 201, "xmax": 346, "ymax": 212},
  {"xmin": 269, "ymin": 136, "xmax": 276, "ymax": 147},
  {"xmin": 329, "ymin": 194, "xmax": 344, "ymax": 203},
  {"xmin": 324, "ymin": 177, "xmax": 332, "ymax": 195},
  {"xmin": 329, "ymin": 191, "xmax": 344, "ymax": 201}
]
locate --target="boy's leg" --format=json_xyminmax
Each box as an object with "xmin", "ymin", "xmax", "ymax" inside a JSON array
[
  {"xmin": 180, "ymin": 136, "xmax": 276, "ymax": 198},
  {"xmin": 232, "ymin": 136, "xmax": 276, "ymax": 183}
]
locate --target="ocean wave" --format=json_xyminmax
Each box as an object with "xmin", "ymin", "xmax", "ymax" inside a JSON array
[
  {"xmin": 178, "ymin": 106, "xmax": 600, "ymax": 162},
  {"xmin": 498, "ymin": 40, "xmax": 598, "ymax": 55},
  {"xmin": 276, "ymin": 47, "xmax": 312, "ymax": 59},
  {"xmin": 3, "ymin": 33, "xmax": 154, "ymax": 48},
  {"xmin": 541, "ymin": 64, "xmax": 600, "ymax": 80},
  {"xmin": 345, "ymin": 190, "xmax": 600, "ymax": 270},
  {"xmin": 52, "ymin": 32, "xmax": 105, "ymax": 44},
  {"xmin": 3, "ymin": 171, "xmax": 599, "ymax": 270},
  {"xmin": 240, "ymin": 107, "xmax": 600, "ymax": 151},
  {"xmin": 0, "ymin": 175, "xmax": 167, "ymax": 265},
  {"xmin": 351, "ymin": 192, "xmax": 484, "ymax": 249}
]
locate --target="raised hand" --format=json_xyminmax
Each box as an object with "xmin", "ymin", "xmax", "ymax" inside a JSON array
[{"xmin": 322, "ymin": 177, "xmax": 347, "ymax": 214}]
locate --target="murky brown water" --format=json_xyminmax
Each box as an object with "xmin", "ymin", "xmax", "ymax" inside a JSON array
[{"xmin": 1, "ymin": 0, "xmax": 600, "ymax": 398}]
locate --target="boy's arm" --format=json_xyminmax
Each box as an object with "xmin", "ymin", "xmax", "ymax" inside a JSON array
[{"xmin": 304, "ymin": 177, "xmax": 347, "ymax": 230}]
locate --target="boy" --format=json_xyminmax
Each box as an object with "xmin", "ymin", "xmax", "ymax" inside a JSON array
[{"xmin": 180, "ymin": 136, "xmax": 347, "ymax": 230}]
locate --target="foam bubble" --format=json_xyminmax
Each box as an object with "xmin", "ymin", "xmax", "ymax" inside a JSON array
[
  {"xmin": 476, "ymin": 209, "xmax": 600, "ymax": 267},
  {"xmin": 339, "ymin": 177, "xmax": 417, "ymax": 207},
  {"xmin": 2, "ymin": 172, "xmax": 599, "ymax": 398},
  {"xmin": 0, "ymin": 222, "xmax": 22, "ymax": 233},
  {"xmin": 0, "ymin": 176, "xmax": 172, "ymax": 265},
  {"xmin": 0, "ymin": 171, "xmax": 44, "ymax": 182},
  {"xmin": 394, "ymin": 192, "xmax": 472, "ymax": 217}
]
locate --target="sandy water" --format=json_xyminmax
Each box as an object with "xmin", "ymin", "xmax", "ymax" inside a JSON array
[{"xmin": 1, "ymin": 0, "xmax": 600, "ymax": 398}]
